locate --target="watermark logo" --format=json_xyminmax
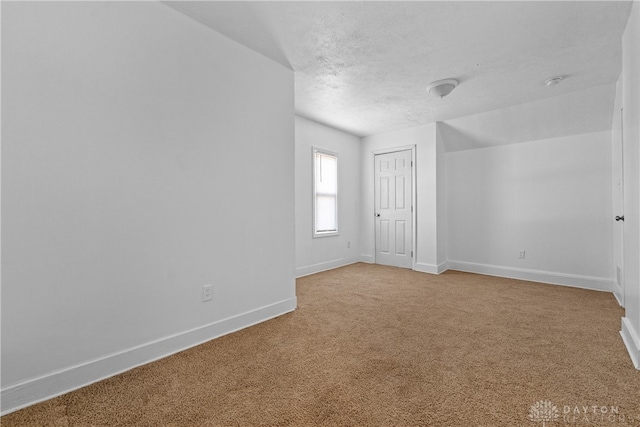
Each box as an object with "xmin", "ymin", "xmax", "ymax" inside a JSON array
[
  {"xmin": 528, "ymin": 400, "xmax": 560, "ymax": 426},
  {"xmin": 527, "ymin": 400, "xmax": 639, "ymax": 424}
]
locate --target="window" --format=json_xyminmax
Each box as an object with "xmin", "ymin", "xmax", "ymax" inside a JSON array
[{"xmin": 313, "ymin": 148, "xmax": 338, "ymax": 237}]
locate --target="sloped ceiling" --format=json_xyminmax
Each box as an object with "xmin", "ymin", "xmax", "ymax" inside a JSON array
[{"xmin": 165, "ymin": 1, "xmax": 632, "ymax": 144}]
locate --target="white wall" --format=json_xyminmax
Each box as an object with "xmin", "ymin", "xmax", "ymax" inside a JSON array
[
  {"xmin": 1, "ymin": 2, "xmax": 296, "ymax": 413},
  {"xmin": 620, "ymin": 1, "xmax": 640, "ymax": 369},
  {"xmin": 446, "ymin": 131, "xmax": 613, "ymax": 291},
  {"xmin": 294, "ymin": 116, "xmax": 361, "ymax": 277},
  {"xmin": 436, "ymin": 125, "xmax": 448, "ymax": 265},
  {"xmin": 360, "ymin": 124, "xmax": 447, "ymax": 273}
]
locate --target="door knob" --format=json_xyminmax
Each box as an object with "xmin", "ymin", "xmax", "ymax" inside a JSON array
[
  {"xmin": 616, "ymin": 215, "xmax": 624, "ymax": 221},
  {"xmin": 375, "ymin": 213, "xmax": 381, "ymax": 217}
]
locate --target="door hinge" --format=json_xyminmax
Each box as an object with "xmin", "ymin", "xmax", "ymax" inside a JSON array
[
  {"xmin": 411, "ymin": 251, "xmax": 413, "ymax": 258},
  {"xmin": 411, "ymin": 161, "xmax": 413, "ymax": 167}
]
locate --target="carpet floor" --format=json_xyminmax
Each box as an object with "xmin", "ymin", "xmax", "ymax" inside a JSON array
[{"xmin": 2, "ymin": 263, "xmax": 639, "ymax": 426}]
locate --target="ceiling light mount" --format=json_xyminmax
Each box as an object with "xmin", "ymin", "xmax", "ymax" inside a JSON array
[
  {"xmin": 426, "ymin": 79, "xmax": 459, "ymax": 99},
  {"xmin": 545, "ymin": 76, "xmax": 564, "ymax": 87}
]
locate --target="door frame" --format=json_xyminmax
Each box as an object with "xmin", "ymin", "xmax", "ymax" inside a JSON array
[
  {"xmin": 371, "ymin": 145, "xmax": 417, "ymax": 269},
  {"xmin": 614, "ymin": 106, "xmax": 625, "ymax": 307}
]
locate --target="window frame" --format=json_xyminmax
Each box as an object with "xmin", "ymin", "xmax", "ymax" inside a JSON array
[{"xmin": 312, "ymin": 147, "xmax": 339, "ymax": 238}]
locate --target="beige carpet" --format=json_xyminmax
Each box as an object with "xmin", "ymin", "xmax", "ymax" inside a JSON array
[{"xmin": 3, "ymin": 263, "xmax": 639, "ymax": 426}]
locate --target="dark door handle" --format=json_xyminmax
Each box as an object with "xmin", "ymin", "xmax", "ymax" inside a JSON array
[
  {"xmin": 375, "ymin": 213, "xmax": 381, "ymax": 217},
  {"xmin": 616, "ymin": 215, "xmax": 624, "ymax": 221}
]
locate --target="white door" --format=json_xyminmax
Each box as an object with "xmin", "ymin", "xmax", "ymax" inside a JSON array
[
  {"xmin": 375, "ymin": 150, "xmax": 413, "ymax": 269},
  {"xmin": 613, "ymin": 106, "xmax": 625, "ymax": 306}
]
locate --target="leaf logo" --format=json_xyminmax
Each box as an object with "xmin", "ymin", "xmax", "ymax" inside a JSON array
[{"xmin": 528, "ymin": 400, "xmax": 560, "ymax": 426}]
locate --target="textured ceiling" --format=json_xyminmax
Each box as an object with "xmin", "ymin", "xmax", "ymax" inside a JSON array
[{"xmin": 165, "ymin": 1, "xmax": 632, "ymax": 138}]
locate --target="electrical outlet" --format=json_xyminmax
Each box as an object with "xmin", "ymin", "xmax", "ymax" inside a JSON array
[
  {"xmin": 518, "ymin": 250, "xmax": 526, "ymax": 259},
  {"xmin": 202, "ymin": 284, "xmax": 213, "ymax": 302}
]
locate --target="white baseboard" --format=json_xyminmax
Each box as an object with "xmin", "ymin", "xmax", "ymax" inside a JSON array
[
  {"xmin": 447, "ymin": 260, "xmax": 613, "ymax": 292},
  {"xmin": 613, "ymin": 289, "xmax": 624, "ymax": 307},
  {"xmin": 414, "ymin": 261, "xmax": 449, "ymax": 275},
  {"xmin": 295, "ymin": 256, "xmax": 361, "ymax": 278},
  {"xmin": 613, "ymin": 267, "xmax": 624, "ymax": 307},
  {"xmin": 621, "ymin": 317, "xmax": 640, "ymax": 370},
  {"xmin": 1, "ymin": 297, "xmax": 297, "ymax": 416},
  {"xmin": 359, "ymin": 254, "xmax": 374, "ymax": 264}
]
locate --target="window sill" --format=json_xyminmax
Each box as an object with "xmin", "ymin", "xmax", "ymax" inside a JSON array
[{"xmin": 313, "ymin": 231, "xmax": 339, "ymax": 238}]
